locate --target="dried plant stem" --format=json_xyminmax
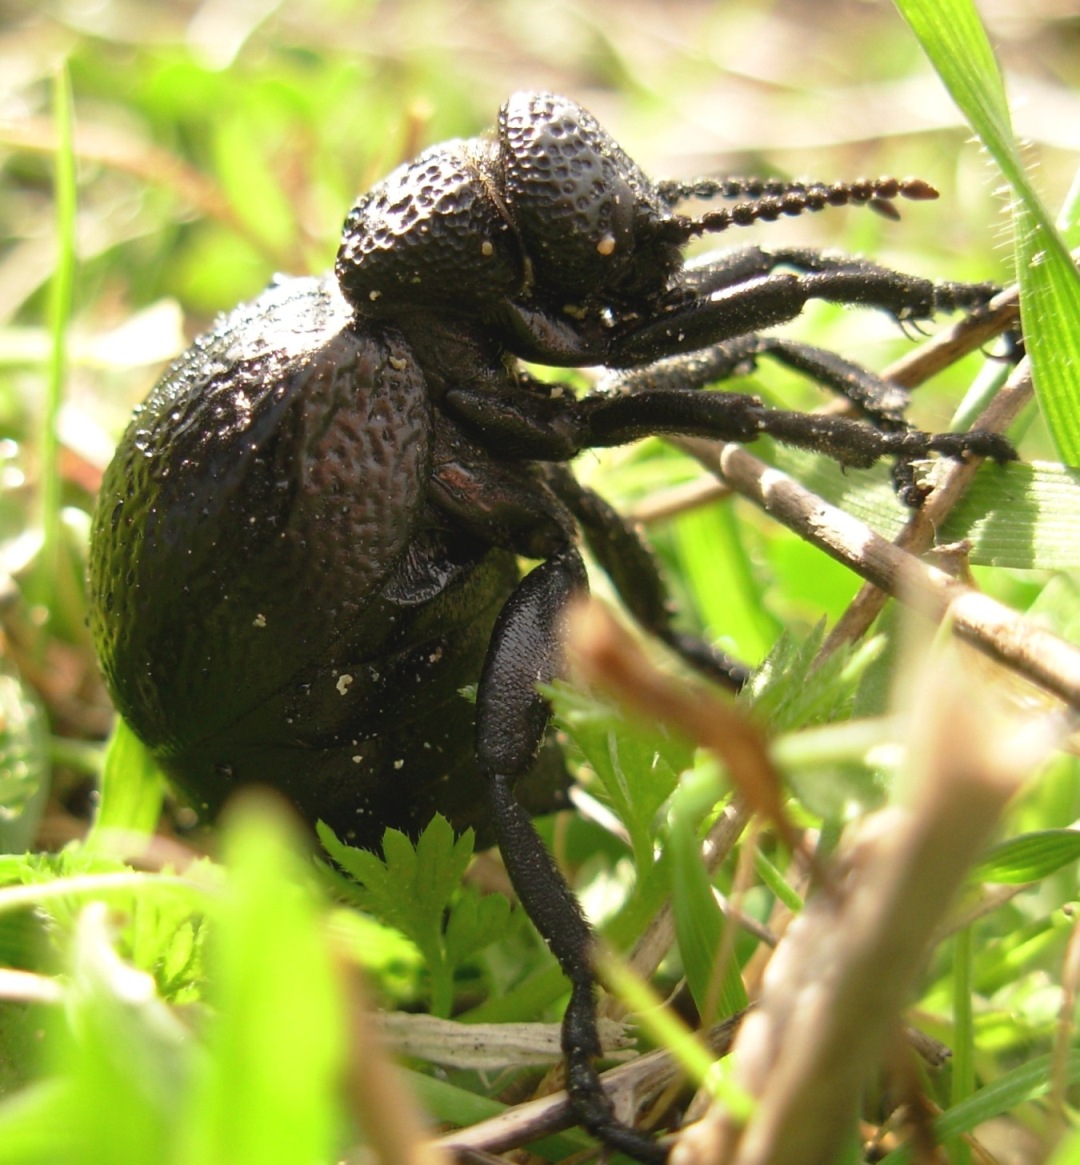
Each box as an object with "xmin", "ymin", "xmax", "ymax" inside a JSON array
[
  {"xmin": 676, "ymin": 435, "xmax": 1080, "ymax": 709},
  {"xmin": 435, "ymin": 1015, "xmax": 744, "ymax": 1157},
  {"xmin": 818, "ymin": 354, "xmax": 1034, "ymax": 664},
  {"xmin": 674, "ymin": 652, "xmax": 1059, "ymax": 1165}
]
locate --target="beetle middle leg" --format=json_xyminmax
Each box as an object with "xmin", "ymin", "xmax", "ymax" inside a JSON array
[
  {"xmin": 602, "ymin": 332, "xmax": 912, "ymax": 428},
  {"xmin": 548, "ymin": 466, "xmax": 750, "ymax": 689},
  {"xmin": 445, "ymin": 374, "xmax": 1014, "ymax": 510}
]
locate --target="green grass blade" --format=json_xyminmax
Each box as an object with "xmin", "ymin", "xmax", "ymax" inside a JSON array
[
  {"xmin": 85, "ymin": 718, "xmax": 166, "ymax": 849},
  {"xmin": 877, "ymin": 1047, "xmax": 1076, "ymax": 1165},
  {"xmin": 668, "ymin": 768, "xmax": 748, "ymax": 1021},
  {"xmin": 180, "ymin": 801, "xmax": 347, "ymax": 1165},
  {"xmin": 894, "ymin": 0, "xmax": 1080, "ymax": 463},
  {"xmin": 950, "ymin": 927, "xmax": 975, "ymax": 1165},
  {"xmin": 36, "ymin": 64, "xmax": 77, "ymax": 616}
]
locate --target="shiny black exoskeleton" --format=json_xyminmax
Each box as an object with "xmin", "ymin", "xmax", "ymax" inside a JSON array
[{"xmin": 89, "ymin": 92, "xmax": 1014, "ymax": 1162}]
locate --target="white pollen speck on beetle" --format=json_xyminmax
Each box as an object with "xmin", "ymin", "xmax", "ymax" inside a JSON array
[
  {"xmin": 596, "ymin": 234, "xmax": 616, "ymax": 256},
  {"xmin": 352, "ymin": 755, "xmax": 363, "ymax": 764},
  {"xmin": 253, "ymin": 613, "xmax": 267, "ymax": 628},
  {"xmin": 389, "ymin": 356, "xmax": 407, "ymax": 370},
  {"xmin": 368, "ymin": 289, "xmax": 381, "ymax": 301},
  {"xmin": 393, "ymin": 758, "xmax": 404, "ymax": 770},
  {"xmin": 480, "ymin": 240, "xmax": 494, "ymax": 257},
  {"xmin": 336, "ymin": 673, "xmax": 354, "ymax": 695}
]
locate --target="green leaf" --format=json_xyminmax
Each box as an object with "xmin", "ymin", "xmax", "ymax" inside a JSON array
[
  {"xmin": 773, "ymin": 450, "xmax": 1080, "ymax": 571},
  {"xmin": 878, "ymin": 1046, "xmax": 1080, "ymax": 1165},
  {"xmin": 0, "ymin": 901, "xmax": 196, "ymax": 1165},
  {"xmin": 320, "ymin": 815, "xmax": 470, "ymax": 944},
  {"xmin": 973, "ymin": 829, "xmax": 1080, "ymax": 885},
  {"xmin": 745, "ymin": 623, "xmax": 877, "ymax": 735},
  {"xmin": 442, "ymin": 888, "xmax": 511, "ymax": 969},
  {"xmin": 180, "ymin": 799, "xmax": 346, "ymax": 1165},
  {"xmin": 0, "ymin": 849, "xmax": 211, "ymax": 1003},
  {"xmin": 549, "ymin": 681, "xmax": 692, "ymax": 875},
  {"xmin": 940, "ymin": 460, "xmax": 1080, "ymax": 568},
  {"xmin": 318, "ymin": 816, "xmax": 488, "ymax": 1017},
  {"xmin": 894, "ymin": 0, "xmax": 1080, "ymax": 463}
]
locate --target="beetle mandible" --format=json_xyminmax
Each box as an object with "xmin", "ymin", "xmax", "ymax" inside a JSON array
[{"xmin": 88, "ymin": 92, "xmax": 1014, "ymax": 1162}]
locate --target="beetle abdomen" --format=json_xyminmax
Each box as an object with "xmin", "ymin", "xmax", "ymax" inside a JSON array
[{"xmin": 89, "ymin": 275, "xmax": 433, "ymax": 759}]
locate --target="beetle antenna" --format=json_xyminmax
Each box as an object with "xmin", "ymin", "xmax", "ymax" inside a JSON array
[{"xmin": 656, "ymin": 176, "xmax": 940, "ymax": 241}]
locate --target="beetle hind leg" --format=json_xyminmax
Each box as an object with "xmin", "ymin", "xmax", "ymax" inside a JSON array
[{"xmin": 475, "ymin": 549, "xmax": 668, "ymax": 1163}]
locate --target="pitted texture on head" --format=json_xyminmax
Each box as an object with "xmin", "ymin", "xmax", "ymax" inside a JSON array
[
  {"xmin": 336, "ymin": 139, "xmax": 524, "ymax": 314},
  {"xmin": 498, "ymin": 92, "xmax": 674, "ymax": 300}
]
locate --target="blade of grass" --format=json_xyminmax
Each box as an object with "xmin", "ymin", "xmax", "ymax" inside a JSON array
[
  {"xmin": 36, "ymin": 64, "xmax": 76, "ymax": 619},
  {"xmin": 598, "ymin": 951, "xmax": 755, "ymax": 1123},
  {"xmin": 84, "ymin": 718, "xmax": 166, "ymax": 850},
  {"xmin": 894, "ymin": 0, "xmax": 1080, "ymax": 464},
  {"xmin": 877, "ymin": 1047, "xmax": 1080, "ymax": 1165},
  {"xmin": 950, "ymin": 926, "xmax": 975, "ymax": 1165}
]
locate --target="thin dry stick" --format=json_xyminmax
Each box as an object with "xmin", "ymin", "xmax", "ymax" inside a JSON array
[
  {"xmin": 818, "ymin": 354, "xmax": 1034, "ymax": 664},
  {"xmin": 674, "ymin": 437, "xmax": 1080, "ymax": 709},
  {"xmin": 675, "ymin": 650, "xmax": 1060, "ymax": 1165},
  {"xmin": 435, "ymin": 1014, "xmax": 744, "ymax": 1158}
]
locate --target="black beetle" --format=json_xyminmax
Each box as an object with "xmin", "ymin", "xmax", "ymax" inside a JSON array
[{"xmin": 88, "ymin": 92, "xmax": 1013, "ymax": 1161}]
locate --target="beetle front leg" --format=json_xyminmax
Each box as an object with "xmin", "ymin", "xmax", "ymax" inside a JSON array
[
  {"xmin": 607, "ymin": 265, "xmax": 998, "ymax": 368},
  {"xmin": 678, "ymin": 244, "xmax": 997, "ymax": 302},
  {"xmin": 476, "ymin": 549, "xmax": 667, "ymax": 1164}
]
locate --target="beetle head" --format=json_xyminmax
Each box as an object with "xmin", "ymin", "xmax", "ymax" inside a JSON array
[{"xmin": 335, "ymin": 92, "xmax": 684, "ymax": 324}]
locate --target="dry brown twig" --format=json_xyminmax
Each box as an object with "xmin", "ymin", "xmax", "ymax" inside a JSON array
[
  {"xmin": 672, "ymin": 646, "xmax": 1062, "ymax": 1165},
  {"xmin": 630, "ymin": 272, "xmax": 1080, "ymax": 708},
  {"xmin": 435, "ymin": 1015, "xmax": 744, "ymax": 1158},
  {"xmin": 704, "ymin": 436, "xmax": 1080, "ymax": 708}
]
